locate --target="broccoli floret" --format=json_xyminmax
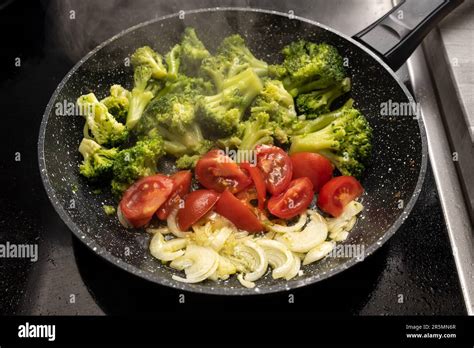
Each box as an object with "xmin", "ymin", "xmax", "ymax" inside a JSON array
[
  {"xmin": 77, "ymin": 93, "xmax": 129, "ymax": 147},
  {"xmin": 101, "ymin": 85, "xmax": 130, "ymax": 124},
  {"xmin": 200, "ymin": 34, "xmax": 267, "ymax": 91},
  {"xmin": 126, "ymin": 65, "xmax": 162, "ymax": 130},
  {"xmin": 198, "ymin": 68, "xmax": 263, "ymax": 136},
  {"xmin": 155, "ymin": 74, "xmax": 214, "ymax": 99},
  {"xmin": 296, "ymin": 77, "xmax": 351, "ymax": 116},
  {"xmin": 289, "ymin": 103, "xmax": 372, "ymax": 177},
  {"xmin": 289, "ymin": 99, "xmax": 355, "ymax": 136},
  {"xmin": 111, "ymin": 136, "xmax": 165, "ymax": 196},
  {"xmin": 218, "ymin": 34, "xmax": 268, "ymax": 76},
  {"xmin": 237, "ymin": 111, "xmax": 274, "ymax": 152},
  {"xmin": 131, "ymin": 46, "xmax": 169, "ymax": 80},
  {"xmin": 138, "ymin": 94, "xmax": 212, "ymax": 158},
  {"xmin": 165, "ymin": 44, "xmax": 181, "ymax": 80},
  {"xmin": 269, "ymin": 41, "xmax": 346, "ymax": 97},
  {"xmin": 251, "ymin": 79, "xmax": 297, "ymax": 130},
  {"xmin": 175, "ymin": 154, "xmax": 201, "ymax": 169},
  {"xmin": 180, "ymin": 27, "xmax": 210, "ymax": 75},
  {"xmin": 78, "ymin": 138, "xmax": 118, "ymax": 181}
]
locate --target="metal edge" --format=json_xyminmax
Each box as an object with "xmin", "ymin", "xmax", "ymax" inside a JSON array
[
  {"xmin": 407, "ymin": 46, "xmax": 474, "ymax": 315},
  {"xmin": 38, "ymin": 7, "xmax": 428, "ymax": 296}
]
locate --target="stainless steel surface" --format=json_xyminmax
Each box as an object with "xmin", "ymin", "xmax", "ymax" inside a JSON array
[
  {"xmin": 438, "ymin": 0, "xmax": 474, "ymax": 141},
  {"xmin": 423, "ymin": 28, "xmax": 474, "ymax": 223},
  {"xmin": 407, "ymin": 47, "xmax": 474, "ymax": 315}
]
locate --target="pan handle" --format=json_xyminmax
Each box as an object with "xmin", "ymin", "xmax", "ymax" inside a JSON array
[{"xmin": 353, "ymin": 0, "xmax": 463, "ymax": 71}]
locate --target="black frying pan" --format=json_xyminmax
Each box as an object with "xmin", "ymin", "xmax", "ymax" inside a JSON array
[{"xmin": 38, "ymin": 0, "xmax": 461, "ymax": 295}]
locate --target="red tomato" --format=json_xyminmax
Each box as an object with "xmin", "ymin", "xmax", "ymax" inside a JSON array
[
  {"xmin": 195, "ymin": 149, "xmax": 251, "ymax": 193},
  {"xmin": 177, "ymin": 190, "xmax": 220, "ymax": 231},
  {"xmin": 215, "ymin": 190, "xmax": 264, "ymax": 233},
  {"xmin": 119, "ymin": 174, "xmax": 174, "ymax": 228},
  {"xmin": 267, "ymin": 177, "xmax": 314, "ymax": 219},
  {"xmin": 290, "ymin": 152, "xmax": 334, "ymax": 193},
  {"xmin": 156, "ymin": 170, "xmax": 192, "ymax": 220},
  {"xmin": 256, "ymin": 145, "xmax": 293, "ymax": 195},
  {"xmin": 317, "ymin": 176, "xmax": 364, "ymax": 217},
  {"xmin": 240, "ymin": 162, "xmax": 266, "ymax": 210}
]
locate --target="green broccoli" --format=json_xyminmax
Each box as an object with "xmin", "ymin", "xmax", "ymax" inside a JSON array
[
  {"xmin": 111, "ymin": 136, "xmax": 165, "ymax": 196},
  {"xmin": 101, "ymin": 85, "xmax": 130, "ymax": 124},
  {"xmin": 201, "ymin": 34, "xmax": 267, "ymax": 91},
  {"xmin": 175, "ymin": 154, "xmax": 202, "ymax": 169},
  {"xmin": 198, "ymin": 68, "xmax": 263, "ymax": 136},
  {"xmin": 269, "ymin": 41, "xmax": 346, "ymax": 97},
  {"xmin": 126, "ymin": 65, "xmax": 162, "ymax": 130},
  {"xmin": 78, "ymin": 138, "xmax": 118, "ymax": 181},
  {"xmin": 180, "ymin": 27, "xmax": 210, "ymax": 75},
  {"xmin": 138, "ymin": 94, "xmax": 212, "ymax": 158},
  {"xmin": 131, "ymin": 46, "xmax": 169, "ymax": 80},
  {"xmin": 289, "ymin": 101, "xmax": 372, "ymax": 177},
  {"xmin": 251, "ymin": 79, "xmax": 297, "ymax": 131},
  {"xmin": 165, "ymin": 44, "xmax": 181, "ymax": 80},
  {"xmin": 77, "ymin": 93, "xmax": 129, "ymax": 147},
  {"xmin": 296, "ymin": 77, "xmax": 351, "ymax": 116},
  {"xmin": 237, "ymin": 111, "xmax": 275, "ymax": 152}
]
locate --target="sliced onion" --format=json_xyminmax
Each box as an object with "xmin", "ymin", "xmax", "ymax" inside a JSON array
[
  {"xmin": 276, "ymin": 212, "xmax": 328, "ymax": 253},
  {"xmin": 233, "ymin": 240, "xmax": 268, "ymax": 282},
  {"xmin": 167, "ymin": 208, "xmax": 190, "ymax": 238},
  {"xmin": 210, "ymin": 255, "xmax": 237, "ymax": 281},
  {"xmin": 266, "ymin": 212, "xmax": 308, "ymax": 233},
  {"xmin": 149, "ymin": 233, "xmax": 187, "ymax": 261},
  {"xmin": 146, "ymin": 227, "xmax": 171, "ymax": 234},
  {"xmin": 172, "ymin": 245, "xmax": 219, "ymax": 283},
  {"xmin": 257, "ymin": 239, "xmax": 294, "ymax": 279},
  {"xmin": 284, "ymin": 252, "xmax": 302, "ymax": 280},
  {"xmin": 303, "ymin": 241, "xmax": 336, "ymax": 265},
  {"xmin": 237, "ymin": 273, "xmax": 255, "ymax": 288},
  {"xmin": 327, "ymin": 201, "xmax": 363, "ymax": 235},
  {"xmin": 209, "ymin": 227, "xmax": 233, "ymax": 252}
]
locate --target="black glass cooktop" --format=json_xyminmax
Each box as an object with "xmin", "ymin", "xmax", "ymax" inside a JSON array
[{"xmin": 0, "ymin": 0, "xmax": 466, "ymax": 316}]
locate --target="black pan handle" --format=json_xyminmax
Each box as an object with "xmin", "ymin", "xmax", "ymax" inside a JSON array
[{"xmin": 353, "ymin": 0, "xmax": 463, "ymax": 71}]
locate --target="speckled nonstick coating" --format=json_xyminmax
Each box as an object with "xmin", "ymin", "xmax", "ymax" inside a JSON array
[{"xmin": 38, "ymin": 8, "xmax": 427, "ymax": 295}]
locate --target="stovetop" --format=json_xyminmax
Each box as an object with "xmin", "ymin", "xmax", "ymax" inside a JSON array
[{"xmin": 0, "ymin": 0, "xmax": 467, "ymax": 316}]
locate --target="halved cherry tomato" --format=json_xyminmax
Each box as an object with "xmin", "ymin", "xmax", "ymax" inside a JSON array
[
  {"xmin": 156, "ymin": 170, "xmax": 192, "ymax": 220},
  {"xmin": 177, "ymin": 190, "xmax": 220, "ymax": 231},
  {"xmin": 267, "ymin": 177, "xmax": 314, "ymax": 219},
  {"xmin": 235, "ymin": 187, "xmax": 258, "ymax": 206},
  {"xmin": 215, "ymin": 190, "xmax": 264, "ymax": 233},
  {"xmin": 256, "ymin": 145, "xmax": 293, "ymax": 195},
  {"xmin": 317, "ymin": 176, "xmax": 364, "ymax": 217},
  {"xmin": 290, "ymin": 152, "xmax": 334, "ymax": 193},
  {"xmin": 240, "ymin": 162, "xmax": 266, "ymax": 210},
  {"xmin": 119, "ymin": 174, "xmax": 174, "ymax": 228},
  {"xmin": 195, "ymin": 149, "xmax": 251, "ymax": 193}
]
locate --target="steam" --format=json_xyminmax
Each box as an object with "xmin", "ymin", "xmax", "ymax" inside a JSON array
[{"xmin": 42, "ymin": 0, "xmax": 392, "ymax": 63}]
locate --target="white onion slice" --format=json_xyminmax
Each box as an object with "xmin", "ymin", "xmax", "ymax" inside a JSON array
[
  {"xmin": 257, "ymin": 239, "xmax": 294, "ymax": 279},
  {"xmin": 237, "ymin": 273, "xmax": 255, "ymax": 288},
  {"xmin": 266, "ymin": 212, "xmax": 308, "ymax": 233},
  {"xmin": 149, "ymin": 233, "xmax": 187, "ymax": 261},
  {"xmin": 284, "ymin": 252, "xmax": 302, "ymax": 280},
  {"xmin": 233, "ymin": 240, "xmax": 268, "ymax": 282},
  {"xmin": 276, "ymin": 212, "xmax": 328, "ymax": 253},
  {"xmin": 303, "ymin": 241, "xmax": 336, "ymax": 265},
  {"xmin": 172, "ymin": 245, "xmax": 219, "ymax": 283},
  {"xmin": 167, "ymin": 208, "xmax": 190, "ymax": 238}
]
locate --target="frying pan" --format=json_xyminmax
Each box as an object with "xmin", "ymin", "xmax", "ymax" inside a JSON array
[{"xmin": 38, "ymin": 0, "xmax": 461, "ymax": 295}]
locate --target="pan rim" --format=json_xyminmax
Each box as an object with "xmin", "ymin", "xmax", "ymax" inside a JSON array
[{"xmin": 38, "ymin": 7, "xmax": 428, "ymax": 296}]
